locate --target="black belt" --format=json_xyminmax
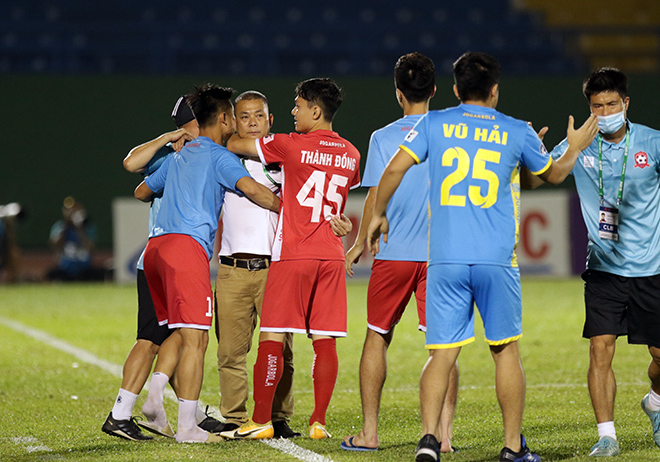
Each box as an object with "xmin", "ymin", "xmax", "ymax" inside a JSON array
[{"xmin": 220, "ymin": 255, "xmax": 270, "ymax": 271}]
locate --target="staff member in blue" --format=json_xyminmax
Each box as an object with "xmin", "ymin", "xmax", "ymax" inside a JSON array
[{"xmin": 541, "ymin": 68, "xmax": 660, "ymax": 457}]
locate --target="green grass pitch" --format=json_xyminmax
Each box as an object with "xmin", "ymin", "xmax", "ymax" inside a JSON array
[{"xmin": 0, "ymin": 278, "xmax": 658, "ymax": 461}]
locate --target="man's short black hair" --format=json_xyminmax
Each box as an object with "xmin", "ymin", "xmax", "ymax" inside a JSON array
[
  {"xmin": 294, "ymin": 78, "xmax": 342, "ymax": 122},
  {"xmin": 453, "ymin": 52, "xmax": 500, "ymax": 103},
  {"xmin": 235, "ymin": 90, "xmax": 269, "ymax": 108},
  {"xmin": 188, "ymin": 84, "xmax": 235, "ymax": 128},
  {"xmin": 583, "ymin": 67, "xmax": 628, "ymax": 101},
  {"xmin": 394, "ymin": 52, "xmax": 435, "ymax": 104}
]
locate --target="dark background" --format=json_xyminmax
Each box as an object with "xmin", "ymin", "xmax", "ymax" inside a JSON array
[{"xmin": 1, "ymin": 0, "xmax": 658, "ymax": 250}]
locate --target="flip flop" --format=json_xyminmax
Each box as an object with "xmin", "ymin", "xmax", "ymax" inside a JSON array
[{"xmin": 341, "ymin": 436, "xmax": 378, "ymax": 452}]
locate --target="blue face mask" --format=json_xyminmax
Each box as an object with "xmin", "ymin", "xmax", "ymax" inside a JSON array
[{"xmin": 597, "ymin": 110, "xmax": 626, "ymax": 134}]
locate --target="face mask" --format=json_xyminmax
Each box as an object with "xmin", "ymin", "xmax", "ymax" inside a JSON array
[{"xmin": 597, "ymin": 110, "xmax": 626, "ymax": 134}]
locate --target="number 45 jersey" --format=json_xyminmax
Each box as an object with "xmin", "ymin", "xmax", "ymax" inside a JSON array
[
  {"xmin": 400, "ymin": 103, "xmax": 551, "ymax": 268},
  {"xmin": 256, "ymin": 130, "xmax": 361, "ymax": 261}
]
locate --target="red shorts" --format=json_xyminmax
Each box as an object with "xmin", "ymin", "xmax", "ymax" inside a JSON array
[
  {"xmin": 143, "ymin": 234, "xmax": 214, "ymax": 330},
  {"xmin": 261, "ymin": 260, "xmax": 347, "ymax": 337},
  {"xmin": 367, "ymin": 259, "xmax": 427, "ymax": 334}
]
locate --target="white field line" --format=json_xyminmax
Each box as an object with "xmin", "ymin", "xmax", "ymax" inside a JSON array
[
  {"xmin": 10, "ymin": 436, "xmax": 52, "ymax": 453},
  {"xmin": 0, "ymin": 316, "xmax": 333, "ymax": 462}
]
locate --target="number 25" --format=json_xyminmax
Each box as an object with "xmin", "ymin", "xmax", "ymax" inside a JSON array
[{"xmin": 440, "ymin": 147, "xmax": 501, "ymax": 208}]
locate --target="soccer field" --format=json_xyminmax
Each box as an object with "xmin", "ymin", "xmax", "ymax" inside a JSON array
[{"xmin": 0, "ymin": 279, "xmax": 658, "ymax": 461}]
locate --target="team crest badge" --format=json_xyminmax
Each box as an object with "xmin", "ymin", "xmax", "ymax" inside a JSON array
[
  {"xmin": 404, "ymin": 130, "xmax": 418, "ymax": 142},
  {"xmin": 263, "ymin": 134, "xmax": 275, "ymax": 144},
  {"xmin": 634, "ymin": 151, "xmax": 650, "ymax": 169}
]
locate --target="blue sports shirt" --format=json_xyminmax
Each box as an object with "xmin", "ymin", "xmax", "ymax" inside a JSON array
[
  {"xmin": 136, "ymin": 144, "xmax": 174, "ymax": 271},
  {"xmin": 363, "ymin": 114, "xmax": 428, "ymax": 261},
  {"xmin": 400, "ymin": 103, "xmax": 551, "ymax": 267},
  {"xmin": 145, "ymin": 136, "xmax": 249, "ymax": 259},
  {"xmin": 550, "ymin": 121, "xmax": 660, "ymax": 277}
]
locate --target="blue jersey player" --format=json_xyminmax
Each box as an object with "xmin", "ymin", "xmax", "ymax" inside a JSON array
[
  {"xmin": 133, "ymin": 85, "xmax": 279, "ymax": 444},
  {"xmin": 342, "ymin": 52, "xmax": 458, "ymax": 453},
  {"xmin": 368, "ymin": 52, "xmax": 598, "ymax": 462}
]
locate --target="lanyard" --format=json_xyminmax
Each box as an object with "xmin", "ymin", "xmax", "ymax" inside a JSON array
[
  {"xmin": 240, "ymin": 157, "xmax": 281, "ymax": 188},
  {"xmin": 597, "ymin": 130, "xmax": 630, "ymax": 207}
]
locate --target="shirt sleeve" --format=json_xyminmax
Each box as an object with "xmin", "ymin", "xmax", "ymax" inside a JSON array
[
  {"xmin": 143, "ymin": 144, "xmax": 175, "ymax": 177},
  {"xmin": 400, "ymin": 114, "xmax": 429, "ymax": 164},
  {"xmin": 520, "ymin": 123, "xmax": 552, "ymax": 175},
  {"xmin": 214, "ymin": 149, "xmax": 250, "ymax": 191},
  {"xmin": 350, "ymin": 148, "xmax": 362, "ymax": 190},
  {"xmin": 144, "ymin": 154, "xmax": 172, "ymax": 193},
  {"xmin": 362, "ymin": 131, "xmax": 386, "ymax": 188},
  {"xmin": 257, "ymin": 133, "xmax": 291, "ymax": 166},
  {"xmin": 549, "ymin": 138, "xmax": 569, "ymax": 161}
]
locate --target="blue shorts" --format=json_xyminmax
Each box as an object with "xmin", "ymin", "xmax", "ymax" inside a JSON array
[{"xmin": 425, "ymin": 264, "xmax": 522, "ymax": 348}]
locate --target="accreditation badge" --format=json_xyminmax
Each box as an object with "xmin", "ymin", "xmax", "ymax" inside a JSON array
[{"xmin": 598, "ymin": 206, "xmax": 619, "ymax": 241}]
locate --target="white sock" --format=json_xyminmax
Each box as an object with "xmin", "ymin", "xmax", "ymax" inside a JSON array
[
  {"xmin": 142, "ymin": 372, "xmax": 170, "ymax": 428},
  {"xmin": 111, "ymin": 389, "xmax": 138, "ymax": 421},
  {"xmin": 597, "ymin": 421, "xmax": 616, "ymax": 440},
  {"xmin": 176, "ymin": 399, "xmax": 208, "ymax": 442},
  {"xmin": 648, "ymin": 389, "xmax": 660, "ymax": 411},
  {"xmin": 195, "ymin": 403, "xmax": 207, "ymax": 425}
]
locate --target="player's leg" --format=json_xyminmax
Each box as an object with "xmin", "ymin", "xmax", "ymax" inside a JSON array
[
  {"xmin": 308, "ymin": 334, "xmax": 338, "ymax": 438},
  {"xmin": 271, "ymin": 331, "xmax": 299, "ymax": 437},
  {"xmin": 215, "ymin": 263, "xmax": 258, "ymax": 429},
  {"xmin": 414, "ymin": 262, "xmax": 459, "ymax": 453},
  {"xmin": 343, "ymin": 328, "xmax": 392, "ymax": 449},
  {"xmin": 344, "ymin": 260, "xmax": 418, "ymax": 449},
  {"xmin": 139, "ymin": 238, "xmax": 177, "ymax": 431},
  {"xmin": 588, "ymin": 335, "xmax": 617, "ymax": 424},
  {"xmin": 628, "ymin": 274, "xmax": 660, "ymax": 448},
  {"xmin": 121, "ymin": 270, "xmax": 165, "ymax": 394},
  {"xmin": 220, "ymin": 332, "xmax": 284, "ymax": 439},
  {"xmin": 174, "ymin": 327, "xmax": 210, "ymax": 442},
  {"xmin": 582, "ymin": 270, "xmax": 628, "ymax": 453},
  {"xmin": 221, "ymin": 261, "xmax": 301, "ymax": 440},
  {"xmin": 306, "ymin": 260, "xmax": 347, "ymax": 439},
  {"xmin": 417, "ymin": 264, "xmax": 473, "ymax": 460},
  {"xmin": 252, "ymin": 331, "xmax": 286, "ymax": 424},
  {"xmin": 490, "ymin": 341, "xmax": 525, "ymax": 452},
  {"xmin": 475, "ymin": 265, "xmax": 540, "ymax": 459},
  {"xmin": 150, "ymin": 235, "xmax": 217, "ymax": 443},
  {"xmin": 420, "ymin": 347, "xmax": 461, "ymax": 437},
  {"xmin": 258, "ymin": 266, "xmax": 299, "ymax": 438},
  {"xmin": 439, "ymin": 361, "xmax": 459, "ymax": 453}
]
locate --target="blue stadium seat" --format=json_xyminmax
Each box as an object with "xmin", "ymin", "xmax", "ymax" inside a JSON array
[{"xmin": 0, "ymin": 0, "xmax": 586, "ymax": 75}]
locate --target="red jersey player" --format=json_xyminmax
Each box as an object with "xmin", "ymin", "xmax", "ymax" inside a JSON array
[{"xmin": 222, "ymin": 78, "xmax": 360, "ymax": 440}]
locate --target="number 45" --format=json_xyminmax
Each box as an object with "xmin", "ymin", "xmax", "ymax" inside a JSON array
[{"xmin": 296, "ymin": 171, "xmax": 348, "ymax": 222}]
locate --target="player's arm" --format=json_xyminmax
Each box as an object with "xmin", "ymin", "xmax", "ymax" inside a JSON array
[
  {"xmin": 235, "ymin": 176, "xmax": 280, "ymax": 212},
  {"xmin": 226, "ymin": 134, "xmax": 259, "ymax": 159},
  {"xmin": 330, "ymin": 214, "xmax": 353, "ymax": 238},
  {"xmin": 134, "ymin": 181, "xmax": 154, "ymax": 202},
  {"xmin": 367, "ymin": 149, "xmax": 416, "ymax": 256},
  {"xmin": 520, "ymin": 123, "xmax": 549, "ymax": 190},
  {"xmin": 538, "ymin": 114, "xmax": 599, "ymax": 185},
  {"xmin": 520, "ymin": 166, "xmax": 544, "ymax": 190},
  {"xmin": 345, "ymin": 187, "xmax": 376, "ymax": 277},
  {"xmin": 123, "ymin": 128, "xmax": 194, "ymax": 173}
]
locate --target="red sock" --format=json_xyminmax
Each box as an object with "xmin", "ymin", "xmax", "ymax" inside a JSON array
[
  {"xmin": 252, "ymin": 340, "xmax": 284, "ymax": 425},
  {"xmin": 309, "ymin": 338, "xmax": 338, "ymax": 426}
]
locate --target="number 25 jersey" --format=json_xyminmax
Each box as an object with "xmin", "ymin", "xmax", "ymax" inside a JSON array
[
  {"xmin": 256, "ymin": 130, "xmax": 361, "ymax": 261},
  {"xmin": 400, "ymin": 104, "xmax": 551, "ymax": 267}
]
